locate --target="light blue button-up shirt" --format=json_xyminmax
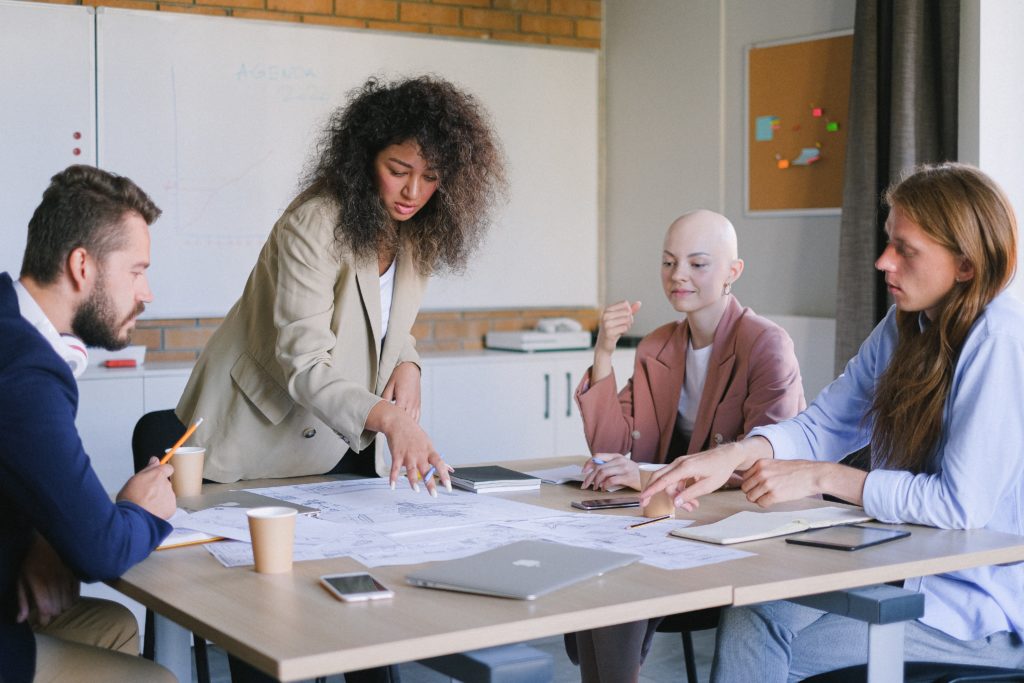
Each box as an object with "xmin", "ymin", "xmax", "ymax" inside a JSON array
[{"xmin": 750, "ymin": 290, "xmax": 1024, "ymax": 641}]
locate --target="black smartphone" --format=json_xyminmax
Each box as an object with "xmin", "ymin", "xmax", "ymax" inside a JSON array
[
  {"xmin": 571, "ymin": 497, "xmax": 640, "ymax": 510},
  {"xmin": 785, "ymin": 524, "xmax": 910, "ymax": 551}
]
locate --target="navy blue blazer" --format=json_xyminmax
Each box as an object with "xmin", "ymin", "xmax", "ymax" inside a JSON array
[{"xmin": 0, "ymin": 272, "xmax": 171, "ymax": 683}]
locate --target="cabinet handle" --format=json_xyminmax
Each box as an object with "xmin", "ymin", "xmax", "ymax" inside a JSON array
[
  {"xmin": 566, "ymin": 372, "xmax": 572, "ymax": 417},
  {"xmin": 543, "ymin": 373, "xmax": 550, "ymax": 420}
]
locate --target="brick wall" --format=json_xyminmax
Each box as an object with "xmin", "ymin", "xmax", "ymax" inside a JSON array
[
  {"xmin": 29, "ymin": 0, "xmax": 603, "ymax": 359},
  {"xmin": 137, "ymin": 307, "xmax": 600, "ymax": 361},
  {"xmin": 37, "ymin": 0, "xmax": 601, "ymax": 49}
]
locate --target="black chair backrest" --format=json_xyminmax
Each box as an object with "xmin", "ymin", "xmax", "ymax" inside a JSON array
[{"xmin": 130, "ymin": 409, "xmax": 186, "ymax": 473}]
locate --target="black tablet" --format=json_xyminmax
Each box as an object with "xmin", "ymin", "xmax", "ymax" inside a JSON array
[{"xmin": 785, "ymin": 524, "xmax": 910, "ymax": 551}]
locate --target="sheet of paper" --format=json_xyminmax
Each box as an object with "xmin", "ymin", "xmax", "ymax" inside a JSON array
[
  {"xmin": 792, "ymin": 147, "xmax": 821, "ymax": 165},
  {"xmin": 526, "ymin": 464, "xmax": 625, "ymax": 492},
  {"xmin": 193, "ymin": 480, "xmax": 759, "ymax": 572},
  {"xmin": 526, "ymin": 464, "xmax": 584, "ymax": 484},
  {"xmin": 158, "ymin": 510, "xmax": 222, "ymax": 549},
  {"xmin": 204, "ymin": 525, "xmax": 401, "ymax": 568},
  {"xmin": 247, "ymin": 479, "xmax": 553, "ymax": 535},
  {"xmin": 182, "ymin": 506, "xmax": 360, "ymax": 545}
]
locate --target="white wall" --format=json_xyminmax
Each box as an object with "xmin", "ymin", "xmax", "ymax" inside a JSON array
[
  {"xmin": 604, "ymin": 0, "xmax": 723, "ymax": 334},
  {"xmin": 959, "ymin": 0, "xmax": 1024, "ymax": 301},
  {"xmin": 605, "ymin": 0, "xmax": 855, "ymax": 336}
]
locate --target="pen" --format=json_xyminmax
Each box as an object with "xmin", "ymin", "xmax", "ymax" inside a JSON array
[
  {"xmin": 159, "ymin": 418, "xmax": 204, "ymax": 465},
  {"xmin": 420, "ymin": 465, "xmax": 437, "ymax": 482},
  {"xmin": 590, "ymin": 457, "xmax": 606, "ymax": 465},
  {"xmin": 628, "ymin": 514, "xmax": 671, "ymax": 529}
]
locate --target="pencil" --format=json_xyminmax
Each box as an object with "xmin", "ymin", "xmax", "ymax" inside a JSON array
[
  {"xmin": 159, "ymin": 418, "xmax": 204, "ymax": 465},
  {"xmin": 628, "ymin": 514, "xmax": 671, "ymax": 529}
]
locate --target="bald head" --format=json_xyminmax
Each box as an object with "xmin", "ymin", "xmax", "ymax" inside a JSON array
[{"xmin": 665, "ymin": 209, "xmax": 739, "ymax": 261}]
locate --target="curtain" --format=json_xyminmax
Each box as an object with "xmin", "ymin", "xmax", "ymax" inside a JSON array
[{"xmin": 834, "ymin": 0, "xmax": 960, "ymax": 372}]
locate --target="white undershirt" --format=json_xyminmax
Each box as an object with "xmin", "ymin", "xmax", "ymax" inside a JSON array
[
  {"xmin": 13, "ymin": 279, "xmax": 89, "ymax": 377},
  {"xmin": 677, "ymin": 340, "xmax": 712, "ymax": 434},
  {"xmin": 379, "ymin": 259, "xmax": 397, "ymax": 344}
]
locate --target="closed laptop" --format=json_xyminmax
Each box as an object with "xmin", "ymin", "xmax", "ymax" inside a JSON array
[{"xmin": 405, "ymin": 539, "xmax": 641, "ymax": 600}]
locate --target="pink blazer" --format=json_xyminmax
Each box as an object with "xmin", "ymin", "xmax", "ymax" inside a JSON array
[{"xmin": 576, "ymin": 295, "xmax": 806, "ymax": 463}]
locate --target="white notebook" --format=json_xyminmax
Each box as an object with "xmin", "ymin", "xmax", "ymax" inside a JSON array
[{"xmin": 670, "ymin": 506, "xmax": 872, "ymax": 545}]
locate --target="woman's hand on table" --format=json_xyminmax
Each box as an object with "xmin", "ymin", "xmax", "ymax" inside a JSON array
[
  {"xmin": 640, "ymin": 437, "xmax": 773, "ymax": 512},
  {"xmin": 742, "ymin": 459, "xmax": 867, "ymax": 508},
  {"xmin": 369, "ymin": 401, "xmax": 452, "ymax": 496},
  {"xmin": 581, "ymin": 453, "xmax": 640, "ymax": 491}
]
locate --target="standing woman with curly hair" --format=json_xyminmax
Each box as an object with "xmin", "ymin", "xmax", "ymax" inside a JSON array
[
  {"xmin": 176, "ymin": 76, "xmax": 506, "ymax": 496},
  {"xmin": 642, "ymin": 163, "xmax": 1024, "ymax": 680}
]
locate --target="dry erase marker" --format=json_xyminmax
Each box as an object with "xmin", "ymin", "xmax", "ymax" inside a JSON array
[{"xmin": 104, "ymin": 359, "xmax": 137, "ymax": 368}]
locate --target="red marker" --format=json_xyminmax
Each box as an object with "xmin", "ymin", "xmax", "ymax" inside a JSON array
[{"xmin": 104, "ymin": 359, "xmax": 137, "ymax": 368}]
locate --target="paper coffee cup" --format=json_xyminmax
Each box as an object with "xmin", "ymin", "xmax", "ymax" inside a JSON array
[
  {"xmin": 638, "ymin": 464, "xmax": 675, "ymax": 518},
  {"xmin": 247, "ymin": 507, "xmax": 297, "ymax": 574},
  {"xmin": 167, "ymin": 446, "xmax": 205, "ymax": 498}
]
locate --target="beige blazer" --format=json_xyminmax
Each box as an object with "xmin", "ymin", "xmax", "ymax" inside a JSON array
[
  {"xmin": 176, "ymin": 193, "xmax": 426, "ymax": 482},
  {"xmin": 576, "ymin": 296, "xmax": 806, "ymax": 463}
]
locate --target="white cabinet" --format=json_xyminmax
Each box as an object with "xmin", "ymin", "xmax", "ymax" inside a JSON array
[
  {"xmin": 421, "ymin": 349, "xmax": 636, "ymax": 464},
  {"xmin": 75, "ymin": 375, "xmax": 144, "ymax": 494},
  {"xmin": 74, "ymin": 352, "xmax": 640, "ymax": 485},
  {"xmin": 75, "ymin": 364, "xmax": 192, "ymax": 494}
]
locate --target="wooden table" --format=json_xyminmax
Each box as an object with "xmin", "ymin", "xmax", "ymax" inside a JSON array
[{"xmin": 112, "ymin": 457, "xmax": 1024, "ymax": 681}]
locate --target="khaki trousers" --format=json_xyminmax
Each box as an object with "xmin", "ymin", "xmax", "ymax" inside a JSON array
[{"xmin": 32, "ymin": 597, "xmax": 175, "ymax": 683}]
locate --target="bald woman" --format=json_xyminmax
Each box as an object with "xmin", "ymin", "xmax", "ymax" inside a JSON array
[{"xmin": 568, "ymin": 210, "xmax": 806, "ymax": 682}]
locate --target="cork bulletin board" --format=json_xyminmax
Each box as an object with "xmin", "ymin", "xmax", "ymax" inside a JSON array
[{"xmin": 745, "ymin": 30, "xmax": 853, "ymax": 215}]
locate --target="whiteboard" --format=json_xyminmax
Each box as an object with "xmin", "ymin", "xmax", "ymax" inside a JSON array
[
  {"xmin": 96, "ymin": 9, "xmax": 599, "ymax": 318},
  {"xmin": 0, "ymin": 1, "xmax": 96, "ymax": 278}
]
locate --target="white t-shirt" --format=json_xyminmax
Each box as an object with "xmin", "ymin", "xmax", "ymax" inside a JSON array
[
  {"xmin": 677, "ymin": 340, "xmax": 713, "ymax": 434},
  {"xmin": 379, "ymin": 258, "xmax": 397, "ymax": 344}
]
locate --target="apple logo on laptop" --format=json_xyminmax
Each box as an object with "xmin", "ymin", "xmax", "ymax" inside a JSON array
[{"xmin": 513, "ymin": 559, "xmax": 541, "ymax": 568}]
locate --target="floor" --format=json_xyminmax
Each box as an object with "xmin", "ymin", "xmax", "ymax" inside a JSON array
[{"xmin": 199, "ymin": 628, "xmax": 716, "ymax": 682}]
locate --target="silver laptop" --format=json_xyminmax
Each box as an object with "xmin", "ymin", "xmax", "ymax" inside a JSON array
[
  {"xmin": 176, "ymin": 490, "xmax": 318, "ymax": 517},
  {"xmin": 405, "ymin": 540, "xmax": 641, "ymax": 600}
]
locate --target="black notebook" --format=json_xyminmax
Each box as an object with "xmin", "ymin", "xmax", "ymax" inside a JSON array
[{"xmin": 450, "ymin": 466, "xmax": 542, "ymax": 493}]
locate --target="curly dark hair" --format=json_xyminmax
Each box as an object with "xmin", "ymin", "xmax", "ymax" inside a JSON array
[{"xmin": 302, "ymin": 75, "xmax": 507, "ymax": 274}]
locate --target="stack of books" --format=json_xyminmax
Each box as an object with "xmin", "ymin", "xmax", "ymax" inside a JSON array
[{"xmin": 450, "ymin": 466, "xmax": 542, "ymax": 493}]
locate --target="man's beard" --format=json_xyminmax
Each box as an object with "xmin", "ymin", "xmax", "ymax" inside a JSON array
[{"xmin": 71, "ymin": 278, "xmax": 145, "ymax": 351}]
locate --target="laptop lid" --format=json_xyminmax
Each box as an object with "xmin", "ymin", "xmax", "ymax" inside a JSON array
[
  {"xmin": 176, "ymin": 490, "xmax": 318, "ymax": 517},
  {"xmin": 405, "ymin": 540, "xmax": 641, "ymax": 600}
]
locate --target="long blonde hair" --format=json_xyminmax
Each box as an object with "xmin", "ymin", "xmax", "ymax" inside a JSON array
[{"xmin": 869, "ymin": 163, "xmax": 1017, "ymax": 471}]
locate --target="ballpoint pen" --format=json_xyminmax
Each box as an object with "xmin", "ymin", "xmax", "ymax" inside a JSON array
[{"xmin": 418, "ymin": 465, "xmax": 438, "ymax": 497}]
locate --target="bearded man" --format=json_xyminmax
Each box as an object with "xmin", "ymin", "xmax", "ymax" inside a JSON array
[{"xmin": 1, "ymin": 165, "xmax": 176, "ymax": 683}]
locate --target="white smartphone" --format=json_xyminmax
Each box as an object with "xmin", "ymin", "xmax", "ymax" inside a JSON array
[{"xmin": 319, "ymin": 572, "xmax": 394, "ymax": 602}]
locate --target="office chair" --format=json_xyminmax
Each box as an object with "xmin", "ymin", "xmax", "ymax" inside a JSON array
[
  {"xmin": 131, "ymin": 409, "xmax": 211, "ymax": 683},
  {"xmin": 655, "ymin": 607, "xmax": 720, "ymax": 683}
]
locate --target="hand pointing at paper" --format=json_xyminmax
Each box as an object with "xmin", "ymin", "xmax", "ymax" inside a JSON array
[{"xmin": 639, "ymin": 437, "xmax": 772, "ymax": 512}]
